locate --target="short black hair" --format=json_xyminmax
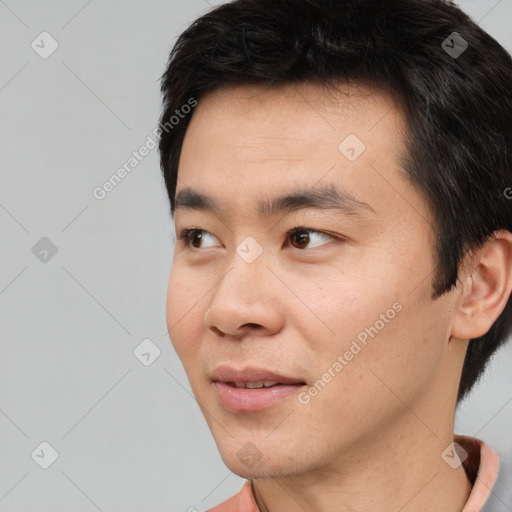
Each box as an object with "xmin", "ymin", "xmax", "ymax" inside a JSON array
[{"xmin": 158, "ymin": 0, "xmax": 512, "ymax": 404}]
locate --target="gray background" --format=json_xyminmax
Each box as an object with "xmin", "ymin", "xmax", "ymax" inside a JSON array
[{"xmin": 0, "ymin": 0, "xmax": 511, "ymax": 510}]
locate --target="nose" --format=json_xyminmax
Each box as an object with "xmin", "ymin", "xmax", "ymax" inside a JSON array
[{"xmin": 203, "ymin": 252, "xmax": 284, "ymax": 339}]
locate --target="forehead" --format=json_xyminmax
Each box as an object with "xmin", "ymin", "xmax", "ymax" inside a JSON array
[
  {"xmin": 182, "ymin": 81, "xmax": 395, "ymax": 153},
  {"xmin": 176, "ymin": 81, "xmax": 420, "ymax": 223}
]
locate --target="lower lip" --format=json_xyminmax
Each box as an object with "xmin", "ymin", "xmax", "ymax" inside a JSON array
[{"xmin": 213, "ymin": 382, "xmax": 305, "ymax": 412}]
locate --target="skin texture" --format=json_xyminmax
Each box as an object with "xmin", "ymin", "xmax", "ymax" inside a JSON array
[{"xmin": 166, "ymin": 82, "xmax": 512, "ymax": 512}]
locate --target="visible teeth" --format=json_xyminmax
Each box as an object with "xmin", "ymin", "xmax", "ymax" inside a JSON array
[
  {"xmin": 233, "ymin": 381, "xmax": 279, "ymax": 389},
  {"xmin": 246, "ymin": 381, "xmax": 264, "ymax": 389}
]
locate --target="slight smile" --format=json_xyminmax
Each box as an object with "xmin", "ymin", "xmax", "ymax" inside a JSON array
[{"xmin": 211, "ymin": 366, "xmax": 307, "ymax": 412}]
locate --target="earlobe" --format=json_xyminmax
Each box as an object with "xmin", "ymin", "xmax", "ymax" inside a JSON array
[{"xmin": 451, "ymin": 230, "xmax": 512, "ymax": 340}]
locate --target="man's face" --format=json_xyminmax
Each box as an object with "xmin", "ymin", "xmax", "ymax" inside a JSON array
[{"xmin": 167, "ymin": 83, "xmax": 460, "ymax": 478}]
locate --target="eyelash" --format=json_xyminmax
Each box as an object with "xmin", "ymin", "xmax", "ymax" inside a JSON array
[{"xmin": 175, "ymin": 226, "xmax": 338, "ymax": 251}]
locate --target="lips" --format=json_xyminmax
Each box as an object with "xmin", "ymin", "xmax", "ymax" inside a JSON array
[
  {"xmin": 210, "ymin": 365, "xmax": 306, "ymax": 386},
  {"xmin": 210, "ymin": 365, "xmax": 307, "ymax": 411}
]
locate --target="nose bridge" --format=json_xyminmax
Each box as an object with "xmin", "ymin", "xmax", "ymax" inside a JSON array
[
  {"xmin": 216, "ymin": 238, "xmax": 270, "ymax": 305},
  {"xmin": 204, "ymin": 238, "xmax": 283, "ymax": 336}
]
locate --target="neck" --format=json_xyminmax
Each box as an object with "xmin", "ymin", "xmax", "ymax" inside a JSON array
[
  {"xmin": 251, "ymin": 419, "xmax": 472, "ymax": 512},
  {"xmin": 251, "ymin": 338, "xmax": 473, "ymax": 512}
]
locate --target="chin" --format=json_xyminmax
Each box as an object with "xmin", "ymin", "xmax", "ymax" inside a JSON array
[
  {"xmin": 223, "ymin": 457, "xmax": 293, "ymax": 480},
  {"xmin": 217, "ymin": 441, "xmax": 311, "ymax": 480}
]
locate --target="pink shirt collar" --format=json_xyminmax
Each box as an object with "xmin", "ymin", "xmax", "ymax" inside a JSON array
[
  {"xmin": 207, "ymin": 435, "xmax": 500, "ymax": 512},
  {"xmin": 455, "ymin": 434, "xmax": 500, "ymax": 512}
]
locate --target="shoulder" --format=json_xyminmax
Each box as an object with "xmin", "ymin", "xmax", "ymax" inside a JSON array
[
  {"xmin": 207, "ymin": 480, "xmax": 259, "ymax": 512},
  {"xmin": 455, "ymin": 434, "xmax": 511, "ymax": 512}
]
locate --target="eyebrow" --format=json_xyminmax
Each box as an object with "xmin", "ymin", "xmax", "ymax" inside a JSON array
[{"xmin": 173, "ymin": 183, "xmax": 376, "ymax": 218}]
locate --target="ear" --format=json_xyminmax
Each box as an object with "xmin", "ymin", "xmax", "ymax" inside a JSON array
[{"xmin": 451, "ymin": 230, "xmax": 512, "ymax": 340}]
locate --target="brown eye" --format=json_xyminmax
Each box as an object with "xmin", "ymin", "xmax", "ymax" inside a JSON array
[
  {"xmin": 188, "ymin": 230, "xmax": 203, "ymax": 248},
  {"xmin": 178, "ymin": 228, "xmax": 220, "ymax": 249},
  {"xmin": 287, "ymin": 227, "xmax": 334, "ymax": 250},
  {"xmin": 289, "ymin": 229, "xmax": 311, "ymax": 249}
]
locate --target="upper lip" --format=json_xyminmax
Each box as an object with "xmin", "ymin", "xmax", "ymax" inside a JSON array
[{"xmin": 211, "ymin": 365, "xmax": 305, "ymax": 384}]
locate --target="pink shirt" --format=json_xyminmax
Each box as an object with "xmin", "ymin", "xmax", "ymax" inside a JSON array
[{"xmin": 207, "ymin": 435, "xmax": 500, "ymax": 512}]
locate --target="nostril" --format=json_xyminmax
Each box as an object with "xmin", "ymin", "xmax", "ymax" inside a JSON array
[{"xmin": 244, "ymin": 323, "xmax": 262, "ymax": 329}]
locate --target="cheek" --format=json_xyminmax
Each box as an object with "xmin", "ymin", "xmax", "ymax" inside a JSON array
[
  {"xmin": 317, "ymin": 291, "xmax": 447, "ymax": 418},
  {"xmin": 166, "ymin": 268, "xmax": 205, "ymax": 363},
  {"xmin": 293, "ymin": 257, "xmax": 442, "ymax": 394},
  {"xmin": 284, "ymin": 262, "xmax": 399, "ymax": 355}
]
